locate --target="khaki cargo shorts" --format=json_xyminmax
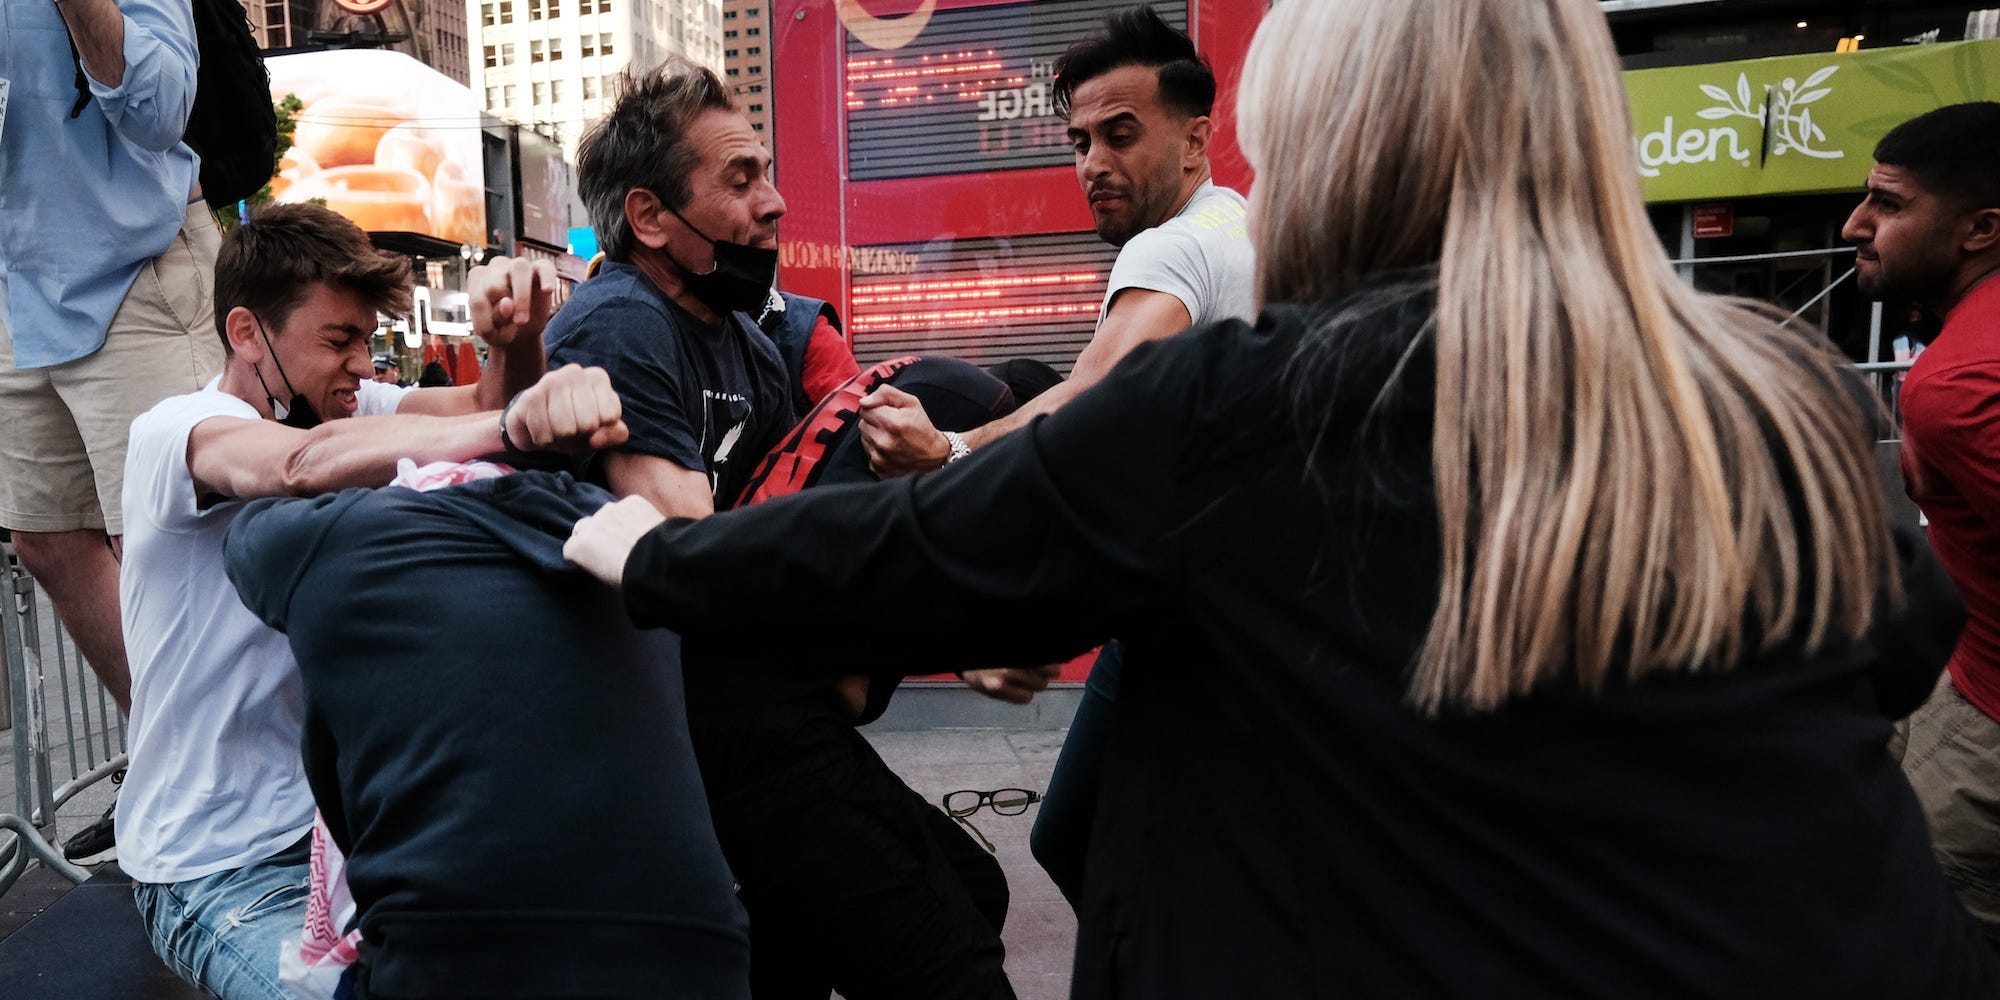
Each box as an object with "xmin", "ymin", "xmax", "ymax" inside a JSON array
[
  {"xmin": 1892, "ymin": 670, "xmax": 2000, "ymax": 946},
  {"xmin": 0, "ymin": 203, "xmax": 226, "ymax": 535}
]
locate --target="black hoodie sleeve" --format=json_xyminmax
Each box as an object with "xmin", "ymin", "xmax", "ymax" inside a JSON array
[{"xmin": 617, "ymin": 330, "xmax": 1221, "ymax": 677}]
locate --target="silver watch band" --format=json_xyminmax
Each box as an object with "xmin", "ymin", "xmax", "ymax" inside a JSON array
[{"xmin": 941, "ymin": 430, "xmax": 972, "ymax": 464}]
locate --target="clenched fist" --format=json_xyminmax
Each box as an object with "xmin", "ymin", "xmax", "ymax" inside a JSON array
[{"xmin": 504, "ymin": 364, "xmax": 629, "ymax": 453}]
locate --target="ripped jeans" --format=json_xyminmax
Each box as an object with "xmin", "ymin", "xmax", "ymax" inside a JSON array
[{"xmin": 133, "ymin": 835, "xmax": 311, "ymax": 1000}]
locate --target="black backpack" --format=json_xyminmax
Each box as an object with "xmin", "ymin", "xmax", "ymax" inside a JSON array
[{"xmin": 67, "ymin": 0, "xmax": 278, "ymax": 209}]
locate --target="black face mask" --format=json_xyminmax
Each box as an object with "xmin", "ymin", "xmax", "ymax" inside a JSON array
[
  {"xmin": 252, "ymin": 316, "xmax": 323, "ymax": 430},
  {"xmin": 665, "ymin": 205, "xmax": 778, "ymax": 317}
]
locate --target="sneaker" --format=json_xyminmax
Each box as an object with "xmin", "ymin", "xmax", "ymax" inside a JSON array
[{"xmin": 62, "ymin": 802, "xmax": 117, "ymax": 866}]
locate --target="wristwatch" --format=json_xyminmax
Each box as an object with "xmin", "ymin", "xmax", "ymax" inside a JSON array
[{"xmin": 941, "ymin": 430, "xmax": 971, "ymax": 464}]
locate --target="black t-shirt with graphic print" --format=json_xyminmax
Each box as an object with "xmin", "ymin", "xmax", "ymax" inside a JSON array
[
  {"xmin": 544, "ymin": 260, "xmax": 791, "ymax": 507},
  {"xmin": 545, "ymin": 260, "xmax": 846, "ymax": 707}
]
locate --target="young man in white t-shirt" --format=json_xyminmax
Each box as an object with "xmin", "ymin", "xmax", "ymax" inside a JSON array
[{"xmin": 117, "ymin": 203, "xmax": 627, "ymax": 1000}]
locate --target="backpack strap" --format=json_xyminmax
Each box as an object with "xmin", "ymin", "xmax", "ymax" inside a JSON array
[
  {"xmin": 732, "ymin": 355, "xmax": 921, "ymax": 508},
  {"xmin": 64, "ymin": 28, "xmax": 94, "ymax": 119}
]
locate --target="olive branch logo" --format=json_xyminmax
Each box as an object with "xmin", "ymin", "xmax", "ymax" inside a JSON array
[{"xmin": 1696, "ymin": 66, "xmax": 1844, "ymax": 160}]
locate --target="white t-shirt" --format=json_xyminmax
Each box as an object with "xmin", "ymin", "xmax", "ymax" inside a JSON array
[
  {"xmin": 117, "ymin": 377, "xmax": 408, "ymax": 884},
  {"xmin": 1099, "ymin": 180, "xmax": 1256, "ymax": 328}
]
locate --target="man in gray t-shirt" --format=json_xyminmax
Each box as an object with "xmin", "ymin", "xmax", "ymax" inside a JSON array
[{"xmin": 1097, "ymin": 178, "xmax": 1254, "ymax": 332}]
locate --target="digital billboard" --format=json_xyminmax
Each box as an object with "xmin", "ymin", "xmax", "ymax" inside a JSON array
[
  {"xmin": 843, "ymin": 0, "xmax": 1185, "ymax": 181},
  {"xmin": 515, "ymin": 127, "xmax": 573, "ymax": 248},
  {"xmin": 266, "ymin": 50, "xmax": 488, "ymax": 246}
]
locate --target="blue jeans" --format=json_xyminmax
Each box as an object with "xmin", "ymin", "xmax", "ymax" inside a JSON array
[{"xmin": 133, "ymin": 835, "xmax": 312, "ymax": 1000}]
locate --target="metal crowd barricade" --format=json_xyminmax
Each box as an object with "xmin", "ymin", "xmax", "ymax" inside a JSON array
[{"xmin": 1, "ymin": 539, "xmax": 122, "ymax": 894}]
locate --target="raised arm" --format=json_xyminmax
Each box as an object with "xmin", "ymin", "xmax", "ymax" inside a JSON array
[
  {"xmin": 60, "ymin": 0, "xmax": 199, "ymax": 151},
  {"xmin": 398, "ymin": 258, "xmax": 561, "ymax": 417}
]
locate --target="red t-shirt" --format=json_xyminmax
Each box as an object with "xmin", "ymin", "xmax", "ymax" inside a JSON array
[
  {"xmin": 1901, "ymin": 275, "xmax": 2000, "ymax": 720},
  {"xmin": 800, "ymin": 314, "xmax": 860, "ymax": 407}
]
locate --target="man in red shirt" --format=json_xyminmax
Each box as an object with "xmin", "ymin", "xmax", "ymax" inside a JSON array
[{"xmin": 1846, "ymin": 101, "xmax": 2000, "ymax": 947}]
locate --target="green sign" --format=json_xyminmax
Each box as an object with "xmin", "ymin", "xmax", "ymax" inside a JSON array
[{"xmin": 1626, "ymin": 39, "xmax": 1999, "ymax": 203}]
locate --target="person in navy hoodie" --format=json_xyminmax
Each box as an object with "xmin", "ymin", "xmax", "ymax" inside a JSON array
[{"xmin": 223, "ymin": 467, "xmax": 749, "ymax": 1000}]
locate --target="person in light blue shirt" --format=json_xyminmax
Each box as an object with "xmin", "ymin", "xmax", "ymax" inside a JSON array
[{"xmin": 0, "ymin": 0, "xmax": 224, "ymax": 863}]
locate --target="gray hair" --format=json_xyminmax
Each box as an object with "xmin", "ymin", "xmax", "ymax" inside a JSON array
[{"xmin": 578, "ymin": 59, "xmax": 735, "ymax": 262}]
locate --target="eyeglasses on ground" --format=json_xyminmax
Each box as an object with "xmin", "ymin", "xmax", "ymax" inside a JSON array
[{"xmin": 941, "ymin": 788, "xmax": 1043, "ymax": 855}]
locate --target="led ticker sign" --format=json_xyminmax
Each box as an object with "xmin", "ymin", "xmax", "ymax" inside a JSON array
[
  {"xmin": 844, "ymin": 0, "xmax": 1186, "ymax": 181},
  {"xmin": 849, "ymin": 231, "xmax": 1118, "ymax": 372}
]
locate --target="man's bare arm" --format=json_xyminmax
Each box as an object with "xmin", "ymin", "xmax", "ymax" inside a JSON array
[
  {"xmin": 860, "ymin": 288, "xmax": 1193, "ymax": 476},
  {"xmin": 190, "ymin": 365, "xmax": 626, "ymax": 500},
  {"xmin": 189, "ymin": 412, "xmax": 504, "ymax": 501},
  {"xmin": 57, "ymin": 0, "xmax": 128, "ymax": 87},
  {"xmin": 604, "ymin": 451, "xmax": 716, "ymax": 521},
  {"xmin": 399, "ymin": 258, "xmax": 559, "ymax": 417}
]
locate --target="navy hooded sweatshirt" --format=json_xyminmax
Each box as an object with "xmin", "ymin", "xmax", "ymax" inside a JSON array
[{"xmin": 224, "ymin": 471, "xmax": 749, "ymax": 999}]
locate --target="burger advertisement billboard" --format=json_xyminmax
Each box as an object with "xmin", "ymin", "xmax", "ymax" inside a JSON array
[{"xmin": 266, "ymin": 50, "xmax": 488, "ymax": 246}]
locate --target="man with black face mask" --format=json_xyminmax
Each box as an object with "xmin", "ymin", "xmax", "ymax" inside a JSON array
[{"xmin": 544, "ymin": 63, "xmax": 1017, "ymax": 1000}]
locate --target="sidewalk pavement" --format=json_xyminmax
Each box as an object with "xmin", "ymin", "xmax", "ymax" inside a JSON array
[
  {"xmin": 3, "ymin": 717, "xmax": 1084, "ymax": 999},
  {"xmin": 863, "ymin": 725, "xmax": 1077, "ymax": 1000}
]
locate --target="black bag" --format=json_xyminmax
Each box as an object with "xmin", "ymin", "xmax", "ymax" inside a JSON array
[{"xmin": 66, "ymin": 0, "xmax": 277, "ymax": 208}]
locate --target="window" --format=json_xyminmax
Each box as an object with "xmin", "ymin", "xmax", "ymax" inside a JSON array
[
  {"xmin": 503, "ymin": 84, "xmax": 518, "ymax": 104},
  {"xmin": 497, "ymin": 0, "xmax": 512, "ymax": 24},
  {"xmin": 747, "ymin": 46, "xmax": 760, "ymax": 55},
  {"xmin": 548, "ymin": 36, "xmax": 562, "ymax": 59},
  {"xmin": 747, "ymin": 26, "xmax": 760, "ymax": 36},
  {"xmin": 547, "ymin": 0, "xmax": 559, "ymax": 17},
  {"xmin": 748, "ymin": 103, "xmax": 763, "ymax": 112},
  {"xmin": 723, "ymin": 8, "xmax": 735, "ymax": 17},
  {"xmin": 500, "ymin": 42, "xmax": 515, "ymax": 66},
  {"xmin": 724, "ymin": 29, "xmax": 737, "ymax": 38},
  {"xmin": 483, "ymin": 44, "xmax": 498, "ymax": 68},
  {"xmin": 599, "ymin": 32, "xmax": 613, "ymax": 56},
  {"xmin": 580, "ymin": 35, "xmax": 595, "ymax": 57},
  {"xmin": 725, "ymin": 48, "xmax": 737, "ymax": 58},
  {"xmin": 583, "ymin": 76, "xmax": 599, "ymax": 99},
  {"xmin": 748, "ymin": 64, "xmax": 761, "ymax": 74},
  {"xmin": 532, "ymin": 81, "xmax": 547, "ymax": 103},
  {"xmin": 486, "ymin": 86, "xmax": 500, "ymax": 106},
  {"xmin": 480, "ymin": 2, "xmax": 495, "ymax": 27},
  {"xmin": 530, "ymin": 39, "xmax": 544, "ymax": 62},
  {"xmin": 550, "ymin": 79, "xmax": 564, "ymax": 102}
]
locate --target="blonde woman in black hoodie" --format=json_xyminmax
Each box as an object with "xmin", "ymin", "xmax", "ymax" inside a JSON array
[{"xmin": 569, "ymin": 0, "xmax": 1999, "ymax": 995}]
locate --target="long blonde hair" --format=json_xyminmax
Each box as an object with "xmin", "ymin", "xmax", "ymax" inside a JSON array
[{"xmin": 1237, "ymin": 0, "xmax": 1897, "ymax": 712}]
